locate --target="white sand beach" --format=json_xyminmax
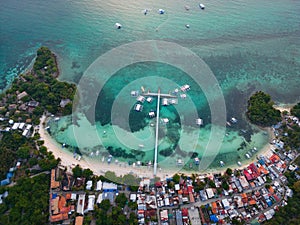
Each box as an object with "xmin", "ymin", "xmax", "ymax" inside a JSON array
[
  {"xmin": 39, "ymin": 115, "xmax": 163, "ymax": 178},
  {"xmin": 39, "ymin": 115, "xmax": 279, "ymax": 180}
]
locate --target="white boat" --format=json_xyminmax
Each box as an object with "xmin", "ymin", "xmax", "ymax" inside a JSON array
[
  {"xmin": 220, "ymin": 161, "xmax": 225, "ymax": 167},
  {"xmin": 131, "ymin": 90, "xmax": 139, "ymax": 97},
  {"xmin": 230, "ymin": 117, "xmax": 238, "ymax": 123},
  {"xmin": 149, "ymin": 111, "xmax": 155, "ymax": 118},
  {"xmin": 237, "ymin": 161, "xmax": 242, "ymax": 166},
  {"xmin": 180, "ymin": 84, "xmax": 190, "ymax": 92},
  {"xmin": 136, "ymin": 95, "xmax": 145, "ymax": 103},
  {"xmin": 161, "ymin": 118, "xmax": 169, "ymax": 124},
  {"xmin": 143, "ymin": 9, "xmax": 149, "ymax": 15},
  {"xmin": 196, "ymin": 118, "xmax": 203, "ymax": 126},
  {"xmin": 115, "ymin": 23, "xmax": 122, "ymax": 29},
  {"xmin": 245, "ymin": 154, "xmax": 250, "ymax": 159},
  {"xmin": 146, "ymin": 97, "xmax": 152, "ymax": 103},
  {"xmin": 162, "ymin": 98, "xmax": 169, "ymax": 106},
  {"xmin": 185, "ymin": 24, "xmax": 190, "ymax": 28},
  {"xmin": 180, "ymin": 93, "xmax": 187, "ymax": 99},
  {"xmin": 134, "ymin": 104, "xmax": 143, "ymax": 112},
  {"xmin": 158, "ymin": 9, "xmax": 165, "ymax": 14},
  {"xmin": 199, "ymin": 4, "xmax": 205, "ymax": 10}
]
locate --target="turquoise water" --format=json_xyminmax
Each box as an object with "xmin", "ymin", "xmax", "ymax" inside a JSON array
[{"xmin": 1, "ymin": 0, "xmax": 300, "ymax": 170}]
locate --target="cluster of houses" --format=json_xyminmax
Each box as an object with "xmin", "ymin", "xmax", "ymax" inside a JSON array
[
  {"xmin": 49, "ymin": 167, "xmax": 120, "ymax": 225},
  {"xmin": 0, "ymin": 88, "xmax": 70, "ymax": 137},
  {"xmin": 46, "ymin": 113, "xmax": 300, "ymax": 225},
  {"xmin": 128, "ymin": 147, "xmax": 298, "ymax": 225},
  {"xmin": 0, "ymin": 90, "xmax": 40, "ymax": 136}
]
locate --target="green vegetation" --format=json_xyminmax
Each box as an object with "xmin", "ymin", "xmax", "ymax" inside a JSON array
[
  {"xmin": 6, "ymin": 46, "xmax": 76, "ymax": 125},
  {"xmin": 291, "ymin": 103, "xmax": 300, "ymax": 118},
  {"xmin": 0, "ymin": 132, "xmax": 25, "ymax": 180},
  {"xmin": 246, "ymin": 91, "xmax": 281, "ymax": 126},
  {"xmin": 72, "ymin": 165, "xmax": 93, "ymax": 180},
  {"xmin": 115, "ymin": 193, "xmax": 127, "ymax": 208},
  {"xmin": 0, "ymin": 174, "xmax": 50, "ymax": 225},
  {"xmin": 94, "ymin": 197, "xmax": 137, "ymax": 225},
  {"xmin": 280, "ymin": 123, "xmax": 300, "ymax": 150}
]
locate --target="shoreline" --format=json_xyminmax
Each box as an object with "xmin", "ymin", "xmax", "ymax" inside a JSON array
[{"xmin": 39, "ymin": 116, "xmax": 280, "ymax": 179}]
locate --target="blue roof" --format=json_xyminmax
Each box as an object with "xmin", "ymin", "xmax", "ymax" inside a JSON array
[
  {"xmin": 52, "ymin": 193, "xmax": 58, "ymax": 199},
  {"xmin": 210, "ymin": 214, "xmax": 219, "ymax": 223},
  {"xmin": 266, "ymin": 199, "xmax": 272, "ymax": 207},
  {"xmin": 258, "ymin": 159, "xmax": 265, "ymax": 165},
  {"xmin": 7, "ymin": 172, "xmax": 14, "ymax": 179},
  {"xmin": 1, "ymin": 178, "xmax": 10, "ymax": 186}
]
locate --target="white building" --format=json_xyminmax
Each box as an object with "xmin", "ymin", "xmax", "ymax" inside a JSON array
[
  {"xmin": 12, "ymin": 123, "xmax": 20, "ymax": 130},
  {"xmin": 102, "ymin": 182, "xmax": 117, "ymax": 191},
  {"xmin": 86, "ymin": 180, "xmax": 93, "ymax": 190},
  {"xmin": 77, "ymin": 194, "xmax": 86, "ymax": 215},
  {"xmin": 96, "ymin": 180, "xmax": 102, "ymax": 191},
  {"xmin": 222, "ymin": 199, "xmax": 230, "ymax": 210},
  {"xmin": 87, "ymin": 195, "xmax": 95, "ymax": 211},
  {"xmin": 206, "ymin": 188, "xmax": 215, "ymax": 199},
  {"xmin": 239, "ymin": 176, "xmax": 249, "ymax": 189}
]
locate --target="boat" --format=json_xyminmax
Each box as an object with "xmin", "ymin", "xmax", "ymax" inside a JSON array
[
  {"xmin": 134, "ymin": 104, "xmax": 143, "ymax": 112},
  {"xmin": 146, "ymin": 97, "xmax": 152, "ymax": 103},
  {"xmin": 162, "ymin": 98, "xmax": 169, "ymax": 106},
  {"xmin": 115, "ymin": 23, "xmax": 122, "ymax": 29},
  {"xmin": 220, "ymin": 161, "xmax": 225, "ymax": 167},
  {"xmin": 143, "ymin": 9, "xmax": 149, "ymax": 15},
  {"xmin": 237, "ymin": 161, "xmax": 242, "ymax": 166},
  {"xmin": 230, "ymin": 117, "xmax": 238, "ymax": 123},
  {"xmin": 199, "ymin": 4, "xmax": 205, "ymax": 10},
  {"xmin": 158, "ymin": 9, "xmax": 165, "ymax": 14},
  {"xmin": 131, "ymin": 90, "xmax": 139, "ymax": 97},
  {"xmin": 185, "ymin": 24, "xmax": 190, "ymax": 28},
  {"xmin": 245, "ymin": 154, "xmax": 250, "ymax": 159},
  {"xmin": 196, "ymin": 118, "xmax": 203, "ymax": 126},
  {"xmin": 149, "ymin": 111, "xmax": 155, "ymax": 118},
  {"xmin": 180, "ymin": 84, "xmax": 190, "ymax": 92},
  {"xmin": 184, "ymin": 5, "xmax": 190, "ymax": 11}
]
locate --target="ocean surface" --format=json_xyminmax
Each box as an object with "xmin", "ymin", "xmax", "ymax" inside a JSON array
[{"xmin": 1, "ymin": 0, "xmax": 300, "ymax": 171}]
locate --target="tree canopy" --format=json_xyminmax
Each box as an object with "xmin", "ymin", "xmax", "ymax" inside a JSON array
[
  {"xmin": 291, "ymin": 102, "xmax": 300, "ymax": 118},
  {"xmin": 246, "ymin": 91, "xmax": 281, "ymax": 126}
]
